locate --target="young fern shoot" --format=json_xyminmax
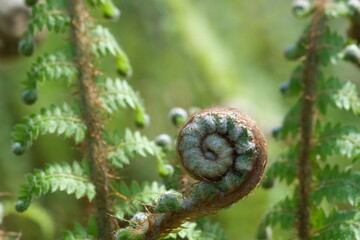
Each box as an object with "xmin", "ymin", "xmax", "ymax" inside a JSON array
[
  {"xmin": 260, "ymin": 0, "xmax": 360, "ymax": 239},
  {"xmin": 117, "ymin": 108, "xmax": 267, "ymax": 240}
]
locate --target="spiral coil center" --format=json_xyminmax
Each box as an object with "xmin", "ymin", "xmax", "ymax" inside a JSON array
[{"xmin": 178, "ymin": 109, "xmax": 257, "ymax": 182}]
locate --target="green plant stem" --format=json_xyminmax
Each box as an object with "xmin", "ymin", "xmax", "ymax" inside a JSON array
[
  {"xmin": 67, "ymin": 0, "xmax": 115, "ymax": 239},
  {"xmin": 297, "ymin": 1, "xmax": 326, "ymax": 239}
]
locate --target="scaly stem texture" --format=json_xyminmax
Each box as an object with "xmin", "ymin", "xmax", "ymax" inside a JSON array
[
  {"xmin": 67, "ymin": 0, "xmax": 115, "ymax": 239},
  {"xmin": 297, "ymin": 0, "xmax": 326, "ymax": 239}
]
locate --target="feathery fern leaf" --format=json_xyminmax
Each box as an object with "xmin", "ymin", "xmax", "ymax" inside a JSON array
[
  {"xmin": 89, "ymin": 24, "xmax": 123, "ymax": 57},
  {"xmin": 11, "ymin": 103, "xmax": 86, "ymax": 153},
  {"xmin": 312, "ymin": 165, "xmax": 360, "ymax": 206},
  {"xmin": 97, "ymin": 77, "xmax": 144, "ymax": 114},
  {"xmin": 165, "ymin": 222, "xmax": 203, "ymax": 240},
  {"xmin": 278, "ymin": 100, "xmax": 301, "ymax": 140},
  {"xmin": 16, "ymin": 161, "xmax": 95, "ymax": 212},
  {"xmin": 317, "ymin": 76, "xmax": 360, "ymax": 115},
  {"xmin": 63, "ymin": 216, "xmax": 98, "ymax": 240},
  {"xmin": 24, "ymin": 52, "xmax": 77, "ymax": 89},
  {"xmin": 261, "ymin": 196, "xmax": 296, "ymax": 230},
  {"xmin": 266, "ymin": 160, "xmax": 297, "ymax": 184},
  {"xmin": 315, "ymin": 122, "xmax": 360, "ymax": 161},
  {"xmin": 312, "ymin": 209, "xmax": 360, "ymax": 240},
  {"xmin": 107, "ymin": 129, "xmax": 164, "ymax": 169},
  {"xmin": 28, "ymin": 3, "xmax": 70, "ymax": 34},
  {"xmin": 318, "ymin": 28, "xmax": 346, "ymax": 66},
  {"xmin": 113, "ymin": 181, "xmax": 167, "ymax": 219},
  {"xmin": 196, "ymin": 220, "xmax": 226, "ymax": 240}
]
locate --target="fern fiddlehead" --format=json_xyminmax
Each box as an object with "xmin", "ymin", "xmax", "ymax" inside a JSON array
[{"xmin": 118, "ymin": 107, "xmax": 267, "ymax": 240}]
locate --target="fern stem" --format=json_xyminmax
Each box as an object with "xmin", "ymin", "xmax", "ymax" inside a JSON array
[
  {"xmin": 297, "ymin": 0, "xmax": 326, "ymax": 239},
  {"xmin": 66, "ymin": 0, "xmax": 115, "ymax": 239}
]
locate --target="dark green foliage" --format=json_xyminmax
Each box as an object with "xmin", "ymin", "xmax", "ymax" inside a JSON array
[
  {"xmin": 262, "ymin": 1, "xmax": 360, "ymax": 238},
  {"xmin": 106, "ymin": 129, "xmax": 165, "ymax": 169},
  {"xmin": 97, "ymin": 77, "xmax": 144, "ymax": 114},
  {"xmin": 24, "ymin": 52, "xmax": 78, "ymax": 89},
  {"xmin": 25, "ymin": 0, "xmax": 39, "ymax": 7},
  {"xmin": 113, "ymin": 181, "xmax": 167, "ymax": 219},
  {"xmin": 312, "ymin": 165, "xmax": 360, "ymax": 206},
  {"xmin": 16, "ymin": 161, "xmax": 95, "ymax": 212},
  {"xmin": 260, "ymin": 197, "xmax": 297, "ymax": 230},
  {"xmin": 11, "ymin": 103, "xmax": 86, "ymax": 154},
  {"xmin": 28, "ymin": 2, "xmax": 70, "ymax": 34},
  {"xmin": 63, "ymin": 217, "xmax": 98, "ymax": 240},
  {"xmin": 314, "ymin": 123, "xmax": 360, "ymax": 161},
  {"xmin": 312, "ymin": 209, "xmax": 360, "ymax": 240}
]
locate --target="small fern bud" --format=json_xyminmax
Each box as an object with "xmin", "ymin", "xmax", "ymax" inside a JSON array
[
  {"xmin": 155, "ymin": 193, "xmax": 182, "ymax": 213},
  {"xmin": 21, "ymin": 89, "xmax": 38, "ymax": 105},
  {"xmin": 116, "ymin": 52, "xmax": 132, "ymax": 77},
  {"xmin": 11, "ymin": 142, "xmax": 26, "ymax": 156},
  {"xmin": 135, "ymin": 114, "xmax": 150, "ymax": 129},
  {"xmin": 131, "ymin": 212, "xmax": 148, "ymax": 225},
  {"xmin": 25, "ymin": 0, "xmax": 39, "ymax": 7},
  {"xmin": 18, "ymin": 35, "xmax": 34, "ymax": 57},
  {"xmin": 101, "ymin": 0, "xmax": 121, "ymax": 19},
  {"xmin": 284, "ymin": 45, "xmax": 301, "ymax": 60},
  {"xmin": 261, "ymin": 177, "xmax": 274, "ymax": 189},
  {"xmin": 271, "ymin": 126, "xmax": 282, "ymax": 139},
  {"xmin": 169, "ymin": 107, "xmax": 188, "ymax": 127},
  {"xmin": 15, "ymin": 200, "xmax": 29, "ymax": 212},
  {"xmin": 291, "ymin": 0, "xmax": 312, "ymax": 18},
  {"xmin": 279, "ymin": 81, "xmax": 290, "ymax": 95},
  {"xmin": 155, "ymin": 134, "xmax": 172, "ymax": 151},
  {"xmin": 342, "ymin": 44, "xmax": 360, "ymax": 63},
  {"xmin": 256, "ymin": 225, "xmax": 272, "ymax": 240}
]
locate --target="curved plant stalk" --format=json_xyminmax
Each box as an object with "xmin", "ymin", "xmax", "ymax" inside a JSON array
[{"xmin": 117, "ymin": 107, "xmax": 267, "ymax": 240}]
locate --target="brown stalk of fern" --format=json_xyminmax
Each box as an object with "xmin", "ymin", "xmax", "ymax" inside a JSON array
[
  {"xmin": 67, "ymin": 0, "xmax": 116, "ymax": 239},
  {"xmin": 297, "ymin": 0, "xmax": 327, "ymax": 239}
]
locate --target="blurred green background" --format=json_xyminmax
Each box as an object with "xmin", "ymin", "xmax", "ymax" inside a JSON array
[{"xmin": 0, "ymin": 0, "xmax": 358, "ymax": 239}]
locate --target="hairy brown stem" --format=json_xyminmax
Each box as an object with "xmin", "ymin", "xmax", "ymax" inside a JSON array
[
  {"xmin": 297, "ymin": 1, "xmax": 326, "ymax": 239},
  {"xmin": 67, "ymin": 0, "xmax": 115, "ymax": 239}
]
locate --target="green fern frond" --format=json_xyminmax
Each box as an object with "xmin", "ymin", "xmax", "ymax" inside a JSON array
[
  {"xmin": 28, "ymin": 3, "xmax": 71, "ymax": 34},
  {"xmin": 315, "ymin": 122, "xmax": 360, "ymax": 161},
  {"xmin": 97, "ymin": 77, "xmax": 144, "ymax": 114},
  {"xmin": 281, "ymin": 65, "xmax": 303, "ymax": 97},
  {"xmin": 63, "ymin": 216, "xmax": 98, "ymax": 240},
  {"xmin": 317, "ymin": 76, "xmax": 360, "ymax": 115},
  {"xmin": 312, "ymin": 165, "xmax": 360, "ymax": 206},
  {"xmin": 318, "ymin": 28, "xmax": 346, "ymax": 66},
  {"xmin": 113, "ymin": 181, "xmax": 167, "ymax": 219},
  {"xmin": 89, "ymin": 24, "xmax": 123, "ymax": 57},
  {"xmin": 266, "ymin": 160, "xmax": 297, "ymax": 184},
  {"xmin": 107, "ymin": 129, "xmax": 164, "ymax": 169},
  {"xmin": 15, "ymin": 161, "xmax": 95, "ymax": 212},
  {"xmin": 196, "ymin": 219, "xmax": 226, "ymax": 240},
  {"xmin": 278, "ymin": 100, "xmax": 301, "ymax": 140},
  {"xmin": 312, "ymin": 209, "xmax": 360, "ymax": 240},
  {"xmin": 261, "ymin": 196, "xmax": 296, "ymax": 230},
  {"xmin": 11, "ymin": 103, "xmax": 86, "ymax": 154},
  {"xmin": 165, "ymin": 222, "xmax": 203, "ymax": 240},
  {"xmin": 24, "ymin": 52, "xmax": 77, "ymax": 89}
]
